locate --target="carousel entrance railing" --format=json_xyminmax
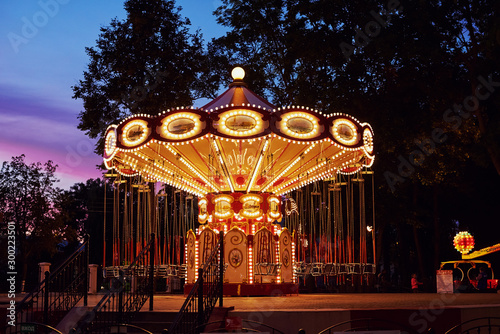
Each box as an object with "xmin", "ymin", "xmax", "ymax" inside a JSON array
[
  {"xmin": 168, "ymin": 230, "xmax": 225, "ymax": 334},
  {"xmin": 11, "ymin": 236, "xmax": 89, "ymax": 329},
  {"xmin": 73, "ymin": 234, "xmax": 155, "ymax": 334},
  {"xmin": 294, "ymin": 262, "xmax": 376, "ymax": 278}
]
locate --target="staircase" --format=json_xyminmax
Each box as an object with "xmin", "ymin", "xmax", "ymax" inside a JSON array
[
  {"xmin": 168, "ymin": 231, "xmax": 225, "ymax": 334},
  {"xmin": 6, "ymin": 237, "xmax": 90, "ymax": 334},
  {"xmin": 72, "ymin": 234, "xmax": 155, "ymax": 333}
]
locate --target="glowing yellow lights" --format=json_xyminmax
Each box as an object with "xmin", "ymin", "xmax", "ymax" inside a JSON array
[
  {"xmin": 276, "ymin": 242, "xmax": 281, "ymax": 283},
  {"xmin": 291, "ymin": 241, "xmax": 297, "ymax": 283},
  {"xmin": 262, "ymin": 143, "xmax": 316, "ymax": 193},
  {"xmin": 363, "ymin": 128, "xmax": 374, "ymax": 154},
  {"xmin": 454, "ymin": 231, "xmax": 475, "ymax": 255},
  {"xmin": 238, "ymin": 194, "xmax": 263, "ymax": 219},
  {"xmin": 198, "ymin": 197, "xmax": 208, "ymax": 224},
  {"xmin": 332, "ymin": 119, "xmax": 358, "ymax": 145},
  {"xmin": 232, "ymin": 66, "xmax": 245, "ymax": 80},
  {"xmin": 122, "ymin": 120, "xmax": 150, "ymax": 147},
  {"xmin": 125, "ymin": 149, "xmax": 207, "ymax": 197},
  {"xmin": 240, "ymin": 195, "xmax": 263, "ymax": 203},
  {"xmin": 267, "ymin": 195, "xmax": 282, "ymax": 220},
  {"xmin": 165, "ymin": 144, "xmax": 218, "ymax": 193},
  {"xmin": 160, "ymin": 113, "xmax": 202, "ymax": 140},
  {"xmin": 281, "ymin": 112, "xmax": 320, "ymax": 139},
  {"xmin": 195, "ymin": 240, "xmax": 199, "ymax": 281},
  {"xmin": 105, "ymin": 130, "xmax": 117, "ymax": 155},
  {"xmin": 214, "ymin": 195, "xmax": 234, "ymax": 203},
  {"xmin": 248, "ymin": 244, "xmax": 254, "ymax": 284},
  {"xmin": 102, "ymin": 68, "xmax": 379, "ymax": 292},
  {"xmin": 246, "ymin": 139, "xmax": 269, "ymax": 192},
  {"xmin": 103, "ymin": 159, "xmax": 114, "ymax": 170},
  {"xmin": 213, "ymin": 139, "xmax": 236, "ymax": 192},
  {"xmin": 214, "ymin": 194, "xmax": 234, "ymax": 218},
  {"xmin": 218, "ymin": 110, "xmax": 263, "ymax": 137}
]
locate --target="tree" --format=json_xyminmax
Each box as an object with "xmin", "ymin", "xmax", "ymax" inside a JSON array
[
  {"xmin": 0, "ymin": 155, "xmax": 78, "ymax": 289},
  {"xmin": 72, "ymin": 0, "xmax": 218, "ymax": 154},
  {"xmin": 60, "ymin": 178, "xmax": 114, "ymax": 265},
  {"xmin": 212, "ymin": 0, "xmax": 500, "ymax": 282}
]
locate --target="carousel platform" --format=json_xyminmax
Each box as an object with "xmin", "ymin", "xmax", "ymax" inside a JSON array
[{"xmin": 183, "ymin": 282, "xmax": 299, "ymax": 296}]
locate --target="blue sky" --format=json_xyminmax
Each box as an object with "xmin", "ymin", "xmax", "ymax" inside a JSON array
[{"xmin": 0, "ymin": 0, "xmax": 226, "ymax": 189}]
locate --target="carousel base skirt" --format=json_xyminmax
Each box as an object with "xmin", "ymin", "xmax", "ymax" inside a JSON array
[{"xmin": 183, "ymin": 282, "xmax": 299, "ymax": 296}]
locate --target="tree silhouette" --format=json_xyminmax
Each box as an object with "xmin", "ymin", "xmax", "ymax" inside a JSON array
[
  {"xmin": 0, "ymin": 155, "xmax": 77, "ymax": 289},
  {"xmin": 212, "ymin": 0, "xmax": 500, "ymax": 283},
  {"xmin": 72, "ymin": 0, "xmax": 217, "ymax": 154}
]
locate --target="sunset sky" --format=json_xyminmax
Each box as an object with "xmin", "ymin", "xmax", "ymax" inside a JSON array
[{"xmin": 0, "ymin": 0, "xmax": 225, "ymax": 189}]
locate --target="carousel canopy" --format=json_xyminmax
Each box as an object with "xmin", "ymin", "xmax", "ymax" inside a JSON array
[{"xmin": 103, "ymin": 67, "xmax": 374, "ymax": 197}]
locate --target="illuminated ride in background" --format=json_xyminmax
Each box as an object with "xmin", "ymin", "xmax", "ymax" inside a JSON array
[
  {"xmin": 440, "ymin": 231, "xmax": 500, "ymax": 290},
  {"xmin": 102, "ymin": 67, "xmax": 376, "ymax": 294}
]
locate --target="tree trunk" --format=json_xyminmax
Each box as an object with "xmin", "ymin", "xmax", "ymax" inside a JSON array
[
  {"xmin": 433, "ymin": 185, "xmax": 441, "ymax": 272},
  {"xmin": 375, "ymin": 220, "xmax": 385, "ymax": 266},
  {"xmin": 412, "ymin": 184, "xmax": 426, "ymax": 277}
]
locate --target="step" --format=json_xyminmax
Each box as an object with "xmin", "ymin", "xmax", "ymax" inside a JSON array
[
  {"xmin": 129, "ymin": 311, "xmax": 177, "ymax": 333},
  {"xmin": 204, "ymin": 306, "xmax": 235, "ymax": 332}
]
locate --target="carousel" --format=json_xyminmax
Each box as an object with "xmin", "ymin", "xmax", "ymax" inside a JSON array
[{"xmin": 102, "ymin": 67, "xmax": 376, "ymax": 295}]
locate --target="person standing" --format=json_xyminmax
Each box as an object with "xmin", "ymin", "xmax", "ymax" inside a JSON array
[
  {"xmin": 477, "ymin": 267, "xmax": 488, "ymax": 292},
  {"xmin": 411, "ymin": 274, "xmax": 423, "ymax": 292}
]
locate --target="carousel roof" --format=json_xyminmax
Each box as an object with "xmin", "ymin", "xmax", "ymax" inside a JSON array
[{"xmin": 103, "ymin": 67, "xmax": 374, "ymax": 197}]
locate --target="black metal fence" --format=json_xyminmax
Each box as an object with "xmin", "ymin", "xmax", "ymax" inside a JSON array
[
  {"xmin": 444, "ymin": 317, "xmax": 500, "ymax": 334},
  {"xmin": 168, "ymin": 230, "xmax": 225, "ymax": 334},
  {"xmin": 74, "ymin": 234, "xmax": 155, "ymax": 333},
  {"xmin": 13, "ymin": 236, "xmax": 89, "ymax": 328},
  {"xmin": 197, "ymin": 319, "xmax": 285, "ymax": 334},
  {"xmin": 317, "ymin": 318, "xmax": 421, "ymax": 334},
  {"xmin": 81, "ymin": 323, "xmax": 153, "ymax": 334}
]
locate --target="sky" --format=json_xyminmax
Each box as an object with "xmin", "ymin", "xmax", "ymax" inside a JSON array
[{"xmin": 0, "ymin": 0, "xmax": 226, "ymax": 189}]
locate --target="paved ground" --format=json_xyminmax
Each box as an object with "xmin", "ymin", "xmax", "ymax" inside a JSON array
[
  {"xmin": 3, "ymin": 291, "xmax": 499, "ymax": 312},
  {"xmin": 3, "ymin": 292, "xmax": 499, "ymax": 333},
  {"xmin": 146, "ymin": 292, "xmax": 500, "ymax": 312}
]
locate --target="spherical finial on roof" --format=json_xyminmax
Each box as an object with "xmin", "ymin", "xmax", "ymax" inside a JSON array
[{"xmin": 231, "ymin": 67, "xmax": 245, "ymax": 81}]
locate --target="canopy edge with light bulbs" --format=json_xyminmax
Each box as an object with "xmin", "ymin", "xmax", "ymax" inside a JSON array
[{"xmin": 103, "ymin": 67, "xmax": 375, "ymax": 202}]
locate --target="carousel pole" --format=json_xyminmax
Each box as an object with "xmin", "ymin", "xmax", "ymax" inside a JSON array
[
  {"xmin": 371, "ymin": 172, "xmax": 376, "ymax": 267},
  {"xmin": 163, "ymin": 191, "xmax": 168, "ymax": 265},
  {"xmin": 150, "ymin": 181, "xmax": 157, "ymax": 266},
  {"xmin": 103, "ymin": 176, "xmax": 107, "ymax": 268}
]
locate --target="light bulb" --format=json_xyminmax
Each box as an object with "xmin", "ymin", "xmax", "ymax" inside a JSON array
[{"xmin": 232, "ymin": 67, "xmax": 245, "ymax": 80}]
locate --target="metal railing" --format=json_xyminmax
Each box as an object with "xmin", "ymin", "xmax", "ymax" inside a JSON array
[
  {"xmin": 318, "ymin": 318, "xmax": 421, "ymax": 334},
  {"xmin": 74, "ymin": 234, "xmax": 155, "ymax": 333},
  {"xmin": 168, "ymin": 230, "xmax": 224, "ymax": 334},
  {"xmin": 13, "ymin": 236, "xmax": 89, "ymax": 328},
  {"xmin": 444, "ymin": 317, "xmax": 500, "ymax": 334},
  {"xmin": 83, "ymin": 323, "xmax": 153, "ymax": 334},
  {"xmin": 196, "ymin": 319, "xmax": 285, "ymax": 333}
]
